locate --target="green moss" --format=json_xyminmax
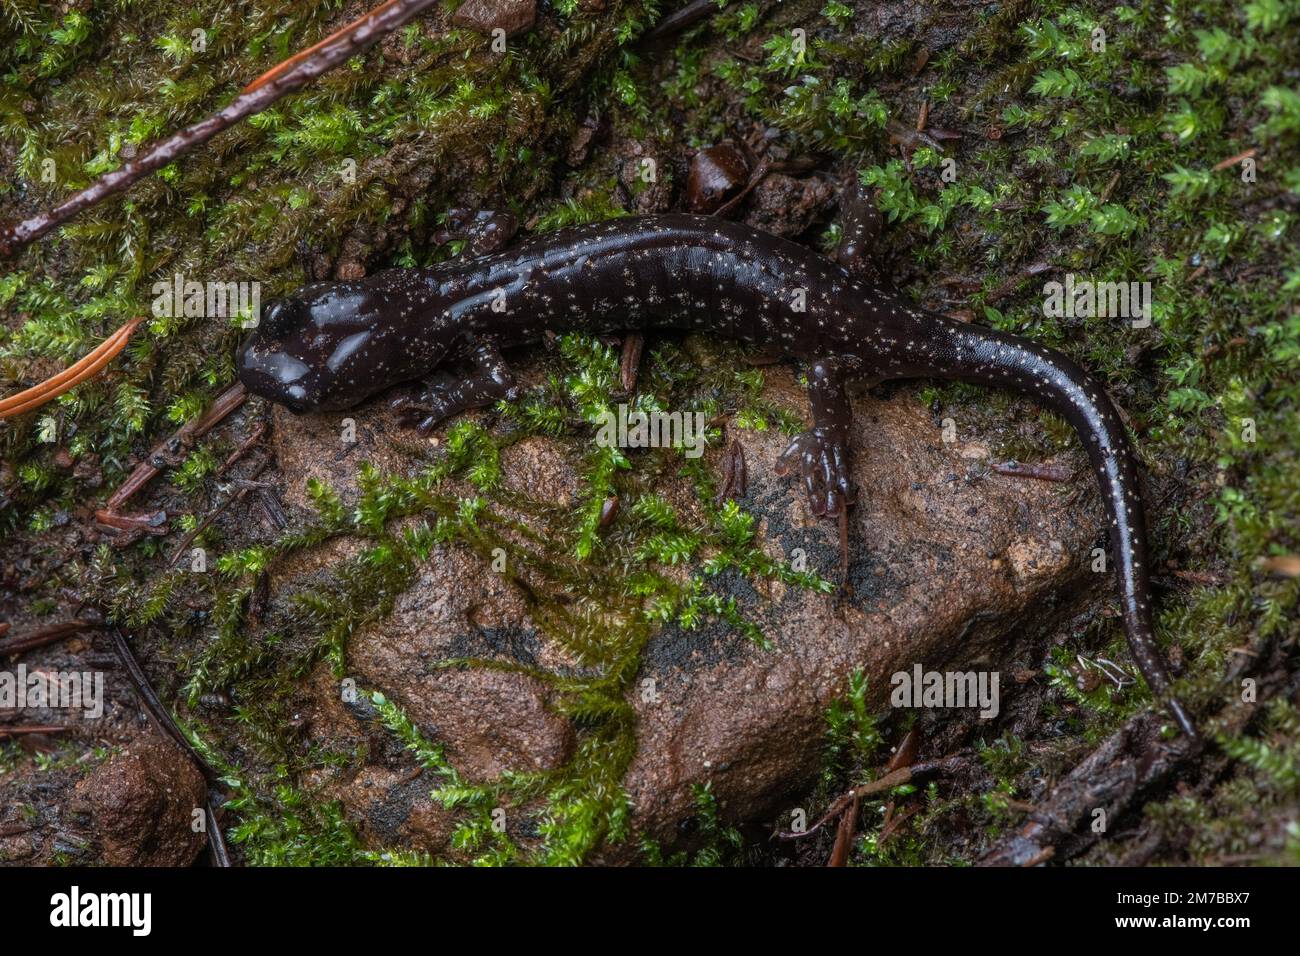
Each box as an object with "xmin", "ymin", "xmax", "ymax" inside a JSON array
[
  {"xmin": 4, "ymin": 0, "xmax": 1298, "ymax": 865},
  {"xmin": 784, "ymin": 0, "xmax": 1299, "ymax": 864},
  {"xmin": 640, "ymin": 782, "xmax": 745, "ymax": 865},
  {"xmin": 126, "ymin": 320, "xmax": 829, "ymax": 865}
]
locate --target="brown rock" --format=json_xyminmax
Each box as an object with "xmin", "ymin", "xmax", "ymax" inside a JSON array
[
  {"xmin": 327, "ymin": 764, "xmax": 457, "ymax": 856},
  {"xmin": 743, "ymin": 173, "xmax": 834, "ymax": 237},
  {"xmin": 567, "ymin": 114, "xmax": 606, "ymax": 167},
  {"xmin": 501, "ymin": 436, "xmax": 581, "ymax": 506},
  {"xmin": 452, "ymin": 0, "xmax": 537, "ymax": 37},
  {"xmin": 265, "ymin": 356, "xmax": 1104, "ymax": 858},
  {"xmin": 347, "ymin": 551, "xmax": 577, "ymax": 781},
  {"xmin": 336, "ymin": 259, "xmax": 367, "ymax": 281},
  {"xmin": 0, "ymin": 833, "xmax": 36, "ymax": 862},
  {"xmin": 71, "ymin": 738, "xmax": 207, "ymax": 866},
  {"xmin": 268, "ymin": 401, "xmax": 418, "ymax": 513},
  {"xmin": 619, "ymin": 370, "xmax": 1097, "ymax": 842}
]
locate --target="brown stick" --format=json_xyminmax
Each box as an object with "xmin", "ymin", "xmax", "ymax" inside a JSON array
[
  {"xmin": 1098, "ymin": 170, "xmax": 1121, "ymax": 203},
  {"xmin": 245, "ymin": 0, "xmax": 406, "ymax": 94},
  {"xmin": 827, "ymin": 792, "xmax": 860, "ymax": 867},
  {"xmin": 878, "ymin": 726, "xmax": 921, "ymax": 845},
  {"xmin": 774, "ymin": 758, "xmax": 960, "ymax": 840},
  {"xmin": 886, "ymin": 119, "xmax": 947, "ymax": 154},
  {"xmin": 979, "ymin": 711, "xmax": 1198, "ymax": 866},
  {"xmin": 992, "ymin": 460, "xmax": 1074, "ymax": 482},
  {"xmin": 0, "ymin": 0, "xmax": 441, "ymax": 259},
  {"xmin": 1020, "ymin": 846, "xmax": 1056, "ymax": 867},
  {"xmin": 1260, "ymin": 555, "xmax": 1300, "ymax": 578},
  {"xmin": 168, "ymin": 468, "xmax": 269, "ymax": 567},
  {"xmin": 707, "ymin": 143, "xmax": 817, "ymax": 220},
  {"xmin": 95, "ymin": 382, "xmax": 247, "ymax": 538},
  {"xmin": 216, "ymin": 421, "xmax": 267, "ymax": 477},
  {"xmin": 643, "ymin": 0, "xmax": 720, "ymax": 42},
  {"xmin": 0, "ymin": 725, "xmax": 69, "ymax": 737},
  {"xmin": 774, "ymin": 790, "xmax": 856, "ymax": 842},
  {"xmin": 0, "ymin": 619, "xmax": 106, "ymax": 657},
  {"xmin": 985, "ymin": 261, "xmax": 1055, "ymax": 304}
]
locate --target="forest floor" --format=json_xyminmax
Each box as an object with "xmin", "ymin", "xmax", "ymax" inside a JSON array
[{"xmin": 1, "ymin": 0, "xmax": 1298, "ymax": 866}]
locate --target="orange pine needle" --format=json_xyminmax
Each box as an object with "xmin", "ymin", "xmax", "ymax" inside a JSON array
[
  {"xmin": 0, "ymin": 316, "xmax": 145, "ymax": 420},
  {"xmin": 243, "ymin": 0, "xmax": 407, "ymax": 94},
  {"xmin": 0, "ymin": 317, "xmax": 141, "ymax": 411}
]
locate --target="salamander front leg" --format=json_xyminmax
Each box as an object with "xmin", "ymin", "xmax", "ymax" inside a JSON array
[
  {"xmin": 434, "ymin": 209, "xmax": 519, "ymax": 256},
  {"xmin": 391, "ymin": 337, "xmax": 520, "ymax": 433},
  {"xmin": 774, "ymin": 356, "xmax": 863, "ymax": 579}
]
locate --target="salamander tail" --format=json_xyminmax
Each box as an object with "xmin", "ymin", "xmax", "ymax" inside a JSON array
[{"xmin": 931, "ymin": 318, "xmax": 1200, "ymax": 744}]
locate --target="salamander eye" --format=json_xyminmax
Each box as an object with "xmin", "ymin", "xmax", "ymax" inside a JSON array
[{"xmin": 258, "ymin": 297, "xmax": 306, "ymax": 339}]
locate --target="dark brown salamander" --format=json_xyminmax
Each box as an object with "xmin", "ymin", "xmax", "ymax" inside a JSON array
[{"xmin": 236, "ymin": 207, "xmax": 1198, "ymax": 741}]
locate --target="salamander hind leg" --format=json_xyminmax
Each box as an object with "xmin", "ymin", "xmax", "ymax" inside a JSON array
[
  {"xmin": 775, "ymin": 423, "xmax": 856, "ymax": 519},
  {"xmin": 774, "ymin": 356, "xmax": 864, "ymax": 578},
  {"xmin": 391, "ymin": 336, "xmax": 520, "ymax": 433},
  {"xmin": 834, "ymin": 181, "xmax": 887, "ymax": 284}
]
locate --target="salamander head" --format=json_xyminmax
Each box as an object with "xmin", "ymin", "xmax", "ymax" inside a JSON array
[{"xmin": 236, "ymin": 281, "xmax": 446, "ymax": 413}]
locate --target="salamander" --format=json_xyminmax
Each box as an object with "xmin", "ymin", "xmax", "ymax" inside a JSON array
[{"xmin": 236, "ymin": 202, "xmax": 1198, "ymax": 742}]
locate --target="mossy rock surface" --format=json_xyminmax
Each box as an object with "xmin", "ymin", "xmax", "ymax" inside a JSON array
[{"xmin": 253, "ymin": 356, "xmax": 1101, "ymax": 860}]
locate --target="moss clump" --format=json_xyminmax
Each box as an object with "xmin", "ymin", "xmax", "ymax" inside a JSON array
[{"xmin": 129, "ymin": 325, "xmax": 829, "ymax": 865}]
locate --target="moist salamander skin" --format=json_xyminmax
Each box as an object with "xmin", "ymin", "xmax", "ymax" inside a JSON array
[{"xmin": 236, "ymin": 212, "xmax": 1198, "ymax": 741}]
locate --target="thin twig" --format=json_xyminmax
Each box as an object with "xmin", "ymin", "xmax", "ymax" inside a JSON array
[
  {"xmin": 827, "ymin": 792, "xmax": 860, "ymax": 867},
  {"xmin": 0, "ymin": 725, "xmax": 69, "ymax": 737},
  {"xmin": 985, "ymin": 261, "xmax": 1054, "ymax": 304},
  {"xmin": 1098, "ymin": 170, "xmax": 1121, "ymax": 203},
  {"xmin": 992, "ymin": 460, "xmax": 1074, "ymax": 482},
  {"xmin": 774, "ymin": 789, "xmax": 856, "ymax": 842},
  {"xmin": 1021, "ymin": 846, "xmax": 1055, "ymax": 867},
  {"xmin": 167, "ymin": 466, "xmax": 269, "ymax": 567},
  {"xmin": 216, "ymin": 421, "xmax": 267, "ymax": 477},
  {"xmin": 643, "ymin": 0, "xmax": 720, "ymax": 42},
  {"xmin": 95, "ymin": 382, "xmax": 247, "ymax": 540},
  {"xmin": 774, "ymin": 757, "xmax": 961, "ymax": 841},
  {"xmin": 206, "ymin": 797, "xmax": 232, "ymax": 868},
  {"xmin": 1213, "ymin": 148, "xmax": 1256, "ymax": 171},
  {"xmin": 0, "ymin": 0, "xmax": 441, "ymax": 259},
  {"xmin": 0, "ymin": 619, "xmax": 106, "ymax": 657},
  {"xmin": 108, "ymin": 626, "xmax": 231, "ymax": 867},
  {"xmin": 108, "ymin": 628, "xmax": 210, "ymax": 774}
]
